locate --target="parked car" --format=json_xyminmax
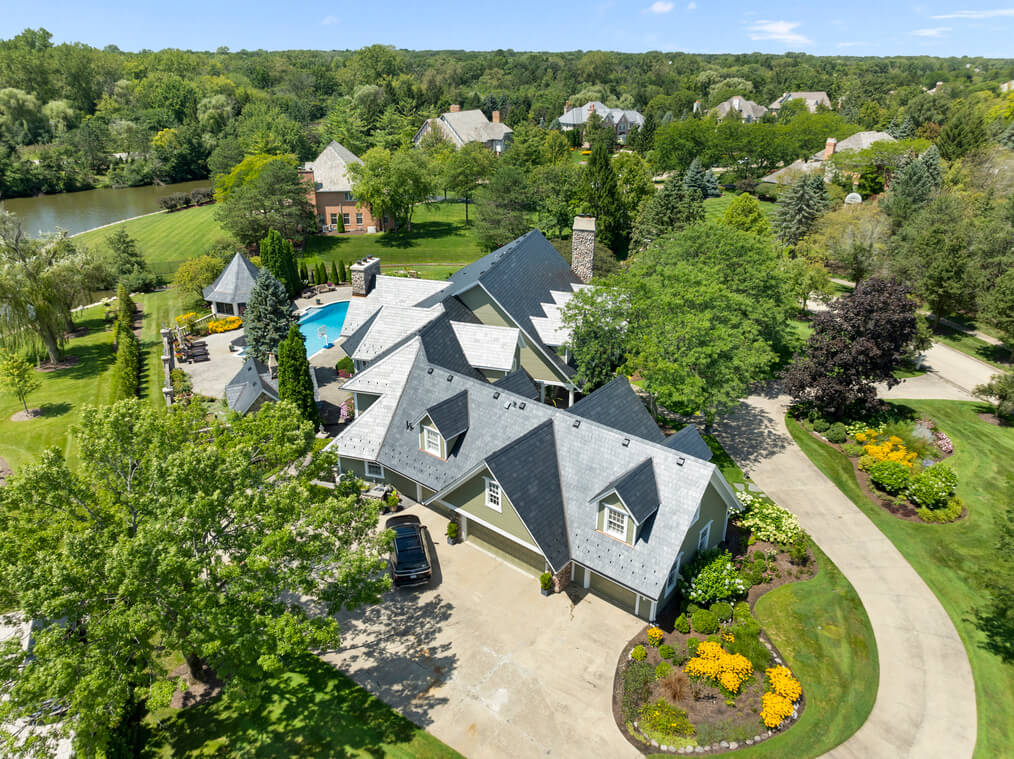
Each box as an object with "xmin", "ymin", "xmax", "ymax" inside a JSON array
[{"xmin": 386, "ymin": 514, "xmax": 433, "ymax": 587}]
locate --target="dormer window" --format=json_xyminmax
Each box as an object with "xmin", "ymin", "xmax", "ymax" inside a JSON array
[
  {"xmin": 485, "ymin": 478, "xmax": 502, "ymax": 512},
  {"xmin": 604, "ymin": 506, "xmax": 628, "ymax": 539},
  {"xmin": 422, "ymin": 425, "xmax": 441, "ymax": 456}
]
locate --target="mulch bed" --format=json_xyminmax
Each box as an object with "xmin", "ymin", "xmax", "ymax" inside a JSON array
[
  {"xmin": 977, "ymin": 412, "xmax": 1009, "ymax": 427},
  {"xmin": 168, "ymin": 661, "xmax": 224, "ymax": 710},
  {"xmin": 9, "ymin": 408, "xmax": 42, "ymax": 422},
  {"xmin": 35, "ymin": 356, "xmax": 80, "ymax": 372}
]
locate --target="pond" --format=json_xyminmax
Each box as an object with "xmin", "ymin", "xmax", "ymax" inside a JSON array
[{"xmin": 0, "ymin": 180, "xmax": 212, "ymax": 237}]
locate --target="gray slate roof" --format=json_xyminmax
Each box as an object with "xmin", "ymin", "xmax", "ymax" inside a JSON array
[
  {"xmin": 769, "ymin": 91, "xmax": 831, "ymax": 112},
  {"xmin": 809, "ymin": 131, "xmax": 895, "ymax": 161},
  {"xmin": 302, "ymin": 140, "xmax": 362, "ymax": 193},
  {"xmin": 557, "ymin": 102, "xmax": 644, "ymax": 128},
  {"xmin": 424, "ymin": 390, "xmax": 470, "ymax": 440},
  {"xmin": 203, "ymin": 253, "xmax": 260, "ymax": 305},
  {"xmin": 594, "ymin": 458, "xmax": 660, "ymax": 525},
  {"xmin": 224, "ymin": 358, "xmax": 278, "ymax": 415},
  {"xmin": 493, "ymin": 369, "xmax": 540, "ymax": 400},
  {"xmin": 713, "ymin": 96, "xmax": 768, "ymax": 122},
  {"xmin": 569, "ymin": 377, "xmax": 665, "ymax": 444},
  {"xmin": 663, "ymin": 425, "xmax": 713, "ymax": 462},
  {"xmin": 416, "ymin": 110, "xmax": 513, "ymax": 148}
]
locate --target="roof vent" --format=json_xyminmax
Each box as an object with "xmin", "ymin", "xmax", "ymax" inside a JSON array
[
  {"xmin": 519, "ymin": 402, "xmax": 526, "ymax": 410},
  {"xmin": 573, "ymin": 419, "xmax": 581, "ymax": 428},
  {"xmin": 493, "ymin": 391, "xmax": 501, "ymax": 399},
  {"xmin": 406, "ymin": 421, "xmax": 414, "ymax": 430},
  {"xmin": 622, "ymin": 438, "xmax": 630, "ymax": 447},
  {"xmin": 446, "ymin": 374, "xmax": 453, "ymax": 382},
  {"xmin": 427, "ymin": 367, "xmax": 434, "ymax": 374},
  {"xmin": 504, "ymin": 401, "xmax": 511, "ymax": 409},
  {"xmin": 677, "ymin": 456, "xmax": 686, "ymax": 466}
]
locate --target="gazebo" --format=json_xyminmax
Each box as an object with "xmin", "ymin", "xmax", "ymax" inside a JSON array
[{"xmin": 203, "ymin": 253, "xmax": 260, "ymax": 317}]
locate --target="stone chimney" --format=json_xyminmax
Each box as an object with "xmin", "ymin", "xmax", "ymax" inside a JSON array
[
  {"xmin": 571, "ymin": 216, "xmax": 595, "ymax": 284},
  {"xmin": 824, "ymin": 137, "xmax": 838, "ymax": 160},
  {"xmin": 350, "ymin": 256, "xmax": 381, "ymax": 297},
  {"xmin": 449, "ymin": 104, "xmax": 461, "ymax": 113},
  {"xmin": 564, "ymin": 100, "xmax": 572, "ymax": 113},
  {"xmin": 491, "ymin": 110, "xmax": 500, "ymax": 123}
]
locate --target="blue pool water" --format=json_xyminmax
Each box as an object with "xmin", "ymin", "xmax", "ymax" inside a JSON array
[{"xmin": 298, "ymin": 301, "xmax": 350, "ymax": 356}]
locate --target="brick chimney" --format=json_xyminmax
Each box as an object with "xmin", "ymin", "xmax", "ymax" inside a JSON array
[
  {"xmin": 491, "ymin": 110, "xmax": 500, "ymax": 123},
  {"xmin": 588, "ymin": 102, "xmax": 595, "ymax": 114},
  {"xmin": 564, "ymin": 100, "xmax": 571, "ymax": 113},
  {"xmin": 824, "ymin": 137, "xmax": 838, "ymax": 160},
  {"xmin": 350, "ymin": 256, "xmax": 381, "ymax": 297},
  {"xmin": 571, "ymin": 216, "xmax": 595, "ymax": 284},
  {"xmin": 449, "ymin": 104, "xmax": 461, "ymax": 113}
]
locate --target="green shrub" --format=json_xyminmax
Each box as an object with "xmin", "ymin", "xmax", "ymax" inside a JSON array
[
  {"xmin": 710, "ymin": 602, "xmax": 733, "ymax": 622},
  {"xmin": 631, "ymin": 644, "xmax": 647, "ymax": 662},
  {"xmin": 788, "ymin": 533, "xmax": 810, "ymax": 565},
  {"xmin": 659, "ymin": 643, "xmax": 676, "ymax": 660},
  {"xmin": 733, "ymin": 613, "xmax": 761, "ymax": 638},
  {"xmin": 656, "ymin": 661, "xmax": 672, "ymax": 680},
  {"xmin": 335, "ymin": 356, "xmax": 355, "ymax": 374},
  {"xmin": 813, "ymin": 418, "xmax": 830, "ymax": 433},
  {"xmin": 686, "ymin": 603, "xmax": 700, "ymax": 614},
  {"xmin": 690, "ymin": 609, "xmax": 718, "ymax": 635},
  {"xmin": 638, "ymin": 699, "xmax": 695, "ymax": 740},
  {"xmin": 539, "ymin": 572, "xmax": 553, "ymax": 591},
  {"xmin": 868, "ymin": 460, "xmax": 913, "ymax": 494},
  {"xmin": 733, "ymin": 601, "xmax": 752, "ymax": 623},
  {"xmin": 727, "ymin": 625, "xmax": 770, "ymax": 670},
  {"xmin": 858, "ymin": 454, "xmax": 877, "ymax": 471},
  {"xmin": 754, "ymin": 182, "xmax": 778, "ymax": 201},
  {"xmin": 679, "ymin": 549, "xmax": 746, "ymax": 604},
  {"xmin": 687, "ymin": 637, "xmax": 700, "ymax": 656},
  {"xmin": 917, "ymin": 496, "xmax": 965, "ymax": 523},
  {"xmin": 843, "ymin": 442, "xmax": 865, "ymax": 457},
  {"xmin": 907, "ymin": 463, "xmax": 958, "ymax": 508},
  {"xmin": 743, "ymin": 562, "xmax": 765, "ymax": 587},
  {"xmin": 674, "ymin": 613, "xmax": 690, "ymax": 634},
  {"xmin": 825, "ymin": 422, "xmax": 847, "ymax": 443},
  {"xmin": 621, "ymin": 661, "xmax": 655, "ymax": 721},
  {"xmin": 672, "ymin": 643, "xmax": 689, "ymax": 665}
]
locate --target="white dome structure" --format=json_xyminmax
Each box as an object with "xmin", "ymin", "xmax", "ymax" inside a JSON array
[{"xmin": 844, "ymin": 192, "xmax": 863, "ymax": 205}]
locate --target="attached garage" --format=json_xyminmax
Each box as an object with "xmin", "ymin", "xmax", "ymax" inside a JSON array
[
  {"xmin": 586, "ymin": 568, "xmax": 652, "ymax": 620},
  {"xmin": 463, "ymin": 518, "xmax": 547, "ymax": 576}
]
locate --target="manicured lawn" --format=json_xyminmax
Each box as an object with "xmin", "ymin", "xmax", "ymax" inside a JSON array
[
  {"xmin": 142, "ymin": 654, "xmax": 462, "ymax": 758},
  {"xmin": 931, "ymin": 323, "xmax": 1011, "ymax": 369},
  {"xmin": 788, "ymin": 401, "xmax": 1014, "ymax": 759},
  {"xmin": 75, "ymin": 204, "xmax": 235, "ymax": 278},
  {"xmin": 135, "ymin": 289, "xmax": 192, "ymax": 407},
  {"xmin": 0, "ymin": 306, "xmax": 117, "ymax": 473},
  {"xmin": 702, "ymin": 192, "xmax": 779, "ymax": 224}
]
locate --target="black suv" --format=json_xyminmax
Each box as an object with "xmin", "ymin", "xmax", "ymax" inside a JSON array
[{"xmin": 386, "ymin": 514, "xmax": 433, "ymax": 587}]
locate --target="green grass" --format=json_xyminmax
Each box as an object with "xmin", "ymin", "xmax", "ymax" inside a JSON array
[
  {"xmin": 787, "ymin": 401, "xmax": 1014, "ymax": 759},
  {"xmin": 75, "ymin": 204, "xmax": 234, "ymax": 278},
  {"xmin": 931, "ymin": 323, "xmax": 1011, "ymax": 369},
  {"xmin": 0, "ymin": 306, "xmax": 117, "ymax": 472},
  {"xmin": 135, "ymin": 289, "xmax": 192, "ymax": 407},
  {"xmin": 142, "ymin": 654, "xmax": 462, "ymax": 758},
  {"xmin": 703, "ymin": 192, "xmax": 779, "ymax": 224},
  {"xmin": 703, "ymin": 433, "xmax": 748, "ymax": 486}
]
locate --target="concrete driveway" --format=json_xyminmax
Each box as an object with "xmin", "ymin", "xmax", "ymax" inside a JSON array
[{"xmin": 324, "ymin": 502, "xmax": 643, "ymax": 759}]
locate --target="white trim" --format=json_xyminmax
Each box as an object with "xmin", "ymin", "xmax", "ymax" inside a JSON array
[
  {"xmin": 365, "ymin": 461, "xmax": 384, "ymax": 479},
  {"xmin": 722, "ymin": 508, "xmax": 730, "ymax": 541},
  {"xmin": 665, "ymin": 551, "xmax": 684, "ymax": 597},
  {"xmin": 437, "ymin": 500, "xmax": 542, "ymax": 555},
  {"xmin": 584, "ymin": 566, "xmax": 591, "ymax": 589},
  {"xmin": 697, "ymin": 520, "xmax": 713, "ymax": 553},
  {"xmin": 422, "ymin": 424, "xmax": 442, "ymax": 456},
  {"xmin": 690, "ymin": 504, "xmax": 701, "ymax": 526},
  {"xmin": 648, "ymin": 599, "xmax": 657, "ymax": 623},
  {"xmin": 571, "ymin": 562, "xmax": 576, "ymax": 581},
  {"xmin": 634, "ymin": 594, "xmax": 641, "ymax": 616},
  {"xmin": 603, "ymin": 505, "xmax": 628, "ymax": 540},
  {"xmin": 483, "ymin": 476, "xmax": 503, "ymax": 512},
  {"xmin": 460, "ymin": 513, "xmax": 468, "ymax": 539}
]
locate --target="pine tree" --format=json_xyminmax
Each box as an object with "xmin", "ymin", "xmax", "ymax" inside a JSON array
[
  {"xmin": 1001, "ymin": 123, "xmax": 1014, "ymax": 150},
  {"xmin": 631, "ymin": 175, "xmax": 704, "ymax": 251},
  {"xmin": 316, "ymin": 262, "xmax": 328, "ymax": 285},
  {"xmin": 299, "ymin": 262, "xmax": 309, "ymax": 285},
  {"xmin": 330, "ymin": 261, "xmax": 340, "ymax": 285},
  {"xmin": 338, "ymin": 259, "xmax": 347, "ymax": 283},
  {"xmin": 258, "ymin": 230, "xmax": 301, "ymax": 297},
  {"xmin": 884, "ymin": 159, "xmax": 933, "ymax": 225},
  {"xmin": 277, "ymin": 323, "xmax": 319, "ymax": 427},
  {"xmin": 897, "ymin": 117, "xmax": 914, "ymax": 140},
  {"xmin": 774, "ymin": 174, "xmax": 829, "ymax": 246},
  {"xmin": 887, "ymin": 116, "xmax": 899, "ymax": 138},
  {"xmin": 937, "ymin": 106, "xmax": 986, "ymax": 161},
  {"xmin": 579, "ymin": 141, "xmax": 629, "ymax": 254},
  {"xmin": 244, "ymin": 271, "xmax": 294, "ymax": 364},
  {"xmin": 683, "ymin": 158, "xmax": 720, "ymax": 199},
  {"xmin": 920, "ymin": 144, "xmax": 942, "ymax": 189}
]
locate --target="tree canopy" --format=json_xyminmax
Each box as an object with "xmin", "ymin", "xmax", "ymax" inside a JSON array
[{"xmin": 243, "ymin": 270, "xmax": 294, "ymax": 363}]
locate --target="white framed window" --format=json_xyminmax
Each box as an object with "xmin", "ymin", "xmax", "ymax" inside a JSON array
[
  {"xmin": 344, "ymin": 191, "xmax": 353, "ymax": 201},
  {"xmin": 422, "ymin": 425, "xmax": 441, "ymax": 456},
  {"xmin": 342, "ymin": 213, "xmax": 351, "ymax": 227},
  {"xmin": 665, "ymin": 552, "xmax": 684, "ymax": 596},
  {"xmin": 485, "ymin": 478, "xmax": 502, "ymax": 512},
  {"xmin": 356, "ymin": 212, "xmax": 363, "ymax": 226},
  {"xmin": 366, "ymin": 461, "xmax": 383, "ymax": 478},
  {"xmin": 690, "ymin": 504, "xmax": 701, "ymax": 526},
  {"xmin": 604, "ymin": 506, "xmax": 628, "ymax": 540},
  {"xmin": 697, "ymin": 520, "xmax": 712, "ymax": 552}
]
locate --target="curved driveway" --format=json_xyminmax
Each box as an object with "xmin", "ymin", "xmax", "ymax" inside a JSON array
[{"xmin": 714, "ymin": 391, "xmax": 977, "ymax": 759}]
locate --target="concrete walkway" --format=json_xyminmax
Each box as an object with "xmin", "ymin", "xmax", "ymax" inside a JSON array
[
  {"xmin": 714, "ymin": 390, "xmax": 977, "ymax": 759},
  {"xmin": 878, "ymin": 342, "xmax": 998, "ymax": 402}
]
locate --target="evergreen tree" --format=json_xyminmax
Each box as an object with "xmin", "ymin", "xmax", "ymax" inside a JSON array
[
  {"xmin": 774, "ymin": 174, "xmax": 829, "ymax": 246},
  {"xmin": 886, "ymin": 116, "xmax": 899, "ymax": 138},
  {"xmin": 244, "ymin": 271, "xmax": 294, "ymax": 363},
  {"xmin": 331, "ymin": 261, "xmax": 340, "ymax": 285},
  {"xmin": 631, "ymin": 175, "xmax": 704, "ymax": 251},
  {"xmin": 579, "ymin": 141, "xmax": 629, "ymax": 254},
  {"xmin": 257, "ymin": 230, "xmax": 301, "ymax": 297},
  {"xmin": 897, "ymin": 116, "xmax": 914, "ymax": 140},
  {"xmin": 682, "ymin": 157, "xmax": 720, "ymax": 199},
  {"xmin": 277, "ymin": 323, "xmax": 319, "ymax": 427},
  {"xmin": 638, "ymin": 112, "xmax": 657, "ymax": 154},
  {"xmin": 1000, "ymin": 123, "xmax": 1014, "ymax": 150},
  {"xmin": 299, "ymin": 262, "xmax": 309, "ymax": 285},
  {"xmin": 316, "ymin": 262, "xmax": 328, "ymax": 285},
  {"xmin": 937, "ymin": 106, "xmax": 986, "ymax": 161},
  {"xmin": 884, "ymin": 159, "xmax": 933, "ymax": 225},
  {"xmin": 338, "ymin": 259, "xmax": 347, "ymax": 283},
  {"xmin": 920, "ymin": 144, "xmax": 942, "ymax": 189}
]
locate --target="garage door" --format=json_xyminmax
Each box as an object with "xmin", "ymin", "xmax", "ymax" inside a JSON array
[
  {"xmin": 465, "ymin": 519, "xmax": 546, "ymax": 576},
  {"xmin": 588, "ymin": 570, "xmax": 644, "ymax": 618}
]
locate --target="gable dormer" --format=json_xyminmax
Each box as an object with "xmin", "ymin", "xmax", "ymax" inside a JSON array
[
  {"xmin": 416, "ymin": 390, "xmax": 469, "ymax": 459},
  {"xmin": 592, "ymin": 459, "xmax": 660, "ymax": 545}
]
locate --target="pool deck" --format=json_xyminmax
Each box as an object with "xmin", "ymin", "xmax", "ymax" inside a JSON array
[{"xmin": 295, "ymin": 286, "xmax": 352, "ymax": 314}]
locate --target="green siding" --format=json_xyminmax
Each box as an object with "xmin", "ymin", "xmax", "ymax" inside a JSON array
[
  {"xmin": 466, "ymin": 521, "xmax": 545, "ymax": 576},
  {"xmin": 339, "ymin": 457, "xmax": 367, "ymax": 479},
  {"xmin": 355, "ymin": 392, "xmax": 378, "ymax": 414},
  {"xmin": 417, "ymin": 414, "xmax": 446, "ymax": 459},
  {"xmin": 385, "ymin": 470, "xmax": 419, "ymax": 502},
  {"xmin": 480, "ymin": 368, "xmax": 506, "ymax": 381},
  {"xmin": 596, "ymin": 494, "xmax": 636, "ymax": 544},
  {"xmin": 457, "ymin": 286, "xmax": 564, "ymax": 385},
  {"xmin": 441, "ymin": 469, "xmax": 537, "ymax": 548},
  {"xmin": 588, "ymin": 570, "xmax": 649, "ymax": 617},
  {"xmin": 677, "ymin": 481, "xmax": 729, "ymax": 561}
]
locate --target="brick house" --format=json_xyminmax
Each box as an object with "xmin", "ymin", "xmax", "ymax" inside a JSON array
[{"xmin": 300, "ymin": 141, "xmax": 389, "ymax": 234}]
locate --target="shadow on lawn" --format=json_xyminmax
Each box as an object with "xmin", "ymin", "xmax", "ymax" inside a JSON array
[
  {"xmin": 375, "ymin": 221, "xmax": 460, "ymax": 250},
  {"xmin": 39, "ymin": 402, "xmax": 72, "ymax": 417},
  {"xmin": 45, "ymin": 341, "xmax": 114, "ymax": 381}
]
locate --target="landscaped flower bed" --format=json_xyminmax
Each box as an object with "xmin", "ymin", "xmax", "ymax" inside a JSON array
[{"xmin": 208, "ymin": 316, "xmax": 242, "ymax": 333}]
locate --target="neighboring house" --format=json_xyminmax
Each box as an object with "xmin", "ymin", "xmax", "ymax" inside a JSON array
[
  {"xmin": 1000, "ymin": 80, "xmax": 1014, "ymax": 93},
  {"xmin": 768, "ymin": 91, "xmax": 831, "ymax": 114},
  {"xmin": 761, "ymin": 131, "xmax": 896, "ymax": 184},
  {"xmin": 203, "ymin": 252, "xmax": 260, "ymax": 317},
  {"xmin": 300, "ymin": 141, "xmax": 387, "ymax": 233},
  {"xmin": 713, "ymin": 96, "xmax": 768, "ymax": 123},
  {"xmin": 557, "ymin": 101, "xmax": 645, "ymax": 142},
  {"xmin": 224, "ymin": 358, "xmax": 278, "ymax": 415},
  {"xmin": 339, "ymin": 219, "xmax": 598, "ymax": 403},
  {"xmin": 329, "ymin": 342, "xmax": 739, "ymax": 622},
  {"xmin": 412, "ymin": 105, "xmax": 513, "ymax": 153}
]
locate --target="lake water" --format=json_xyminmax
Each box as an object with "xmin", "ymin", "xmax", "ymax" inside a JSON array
[{"xmin": 0, "ymin": 180, "xmax": 212, "ymax": 237}]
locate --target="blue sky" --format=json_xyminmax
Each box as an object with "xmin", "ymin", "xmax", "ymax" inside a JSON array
[{"xmin": 3, "ymin": 1, "xmax": 1013, "ymax": 56}]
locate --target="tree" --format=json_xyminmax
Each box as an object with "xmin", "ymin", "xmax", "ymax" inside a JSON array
[
  {"xmin": 883, "ymin": 158, "xmax": 934, "ymax": 226},
  {"xmin": 330, "ymin": 261, "xmax": 341, "ymax": 285},
  {"xmin": 612, "ymin": 151, "xmax": 654, "ymax": 224},
  {"xmin": 978, "ymin": 269, "xmax": 1014, "ymax": 349},
  {"xmin": 974, "ymin": 371, "xmax": 1014, "ymax": 419},
  {"xmin": 173, "ymin": 254, "xmax": 226, "ymax": 308},
  {"xmin": 441, "ymin": 142, "xmax": 495, "ymax": 222},
  {"xmin": 258, "ymin": 229, "xmax": 301, "ymax": 297},
  {"xmin": 774, "ymin": 174, "xmax": 829, "ymax": 246},
  {"xmin": 348, "ymin": 147, "xmax": 431, "ymax": 231},
  {"xmin": 561, "ymin": 287, "xmax": 629, "ymax": 393},
  {"xmin": 472, "ymin": 165, "xmax": 532, "ymax": 252},
  {"xmin": 630, "ymin": 174, "xmax": 704, "ymax": 251},
  {"xmin": 244, "ymin": 271, "xmax": 293, "ymax": 363},
  {"xmin": 277, "ymin": 324, "xmax": 319, "ymax": 427},
  {"xmin": 682, "ymin": 157, "xmax": 720, "ymax": 199},
  {"xmin": 0, "ymin": 399, "xmax": 390, "ymax": 754},
  {"xmin": 337, "ymin": 259, "xmax": 347, "ymax": 283},
  {"xmin": 0, "ymin": 350, "xmax": 41, "ymax": 415},
  {"xmin": 783, "ymin": 255, "xmax": 834, "ymax": 314},
  {"xmin": 783, "ymin": 278, "xmax": 919, "ymax": 419},
  {"xmin": 105, "ymin": 227, "xmax": 157, "ymax": 292},
  {"xmin": 936, "ymin": 105, "xmax": 985, "ymax": 162},
  {"xmin": 531, "ymin": 163, "xmax": 581, "ymax": 239},
  {"xmin": 804, "ymin": 203, "xmax": 889, "ymax": 283},
  {"xmin": 721, "ymin": 192, "xmax": 770, "ymax": 237},
  {"xmin": 215, "ymin": 155, "xmax": 315, "ymax": 247},
  {"xmin": 579, "ymin": 142, "xmax": 628, "ymax": 253},
  {"xmin": 921, "ymin": 143, "xmax": 942, "ymax": 188}
]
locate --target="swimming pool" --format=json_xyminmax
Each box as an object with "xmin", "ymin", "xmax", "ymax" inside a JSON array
[{"xmin": 298, "ymin": 301, "xmax": 350, "ymax": 356}]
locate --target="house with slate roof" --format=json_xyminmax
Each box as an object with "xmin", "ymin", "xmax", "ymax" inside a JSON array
[
  {"xmin": 203, "ymin": 253, "xmax": 260, "ymax": 317},
  {"xmin": 224, "ymin": 358, "xmax": 278, "ymax": 415},
  {"xmin": 768, "ymin": 91, "xmax": 832, "ymax": 114},
  {"xmin": 413, "ymin": 105, "xmax": 513, "ymax": 153},
  {"xmin": 761, "ymin": 131, "xmax": 896, "ymax": 185},
  {"xmin": 556, "ymin": 101, "xmax": 644, "ymax": 143},
  {"xmin": 713, "ymin": 96, "xmax": 768, "ymax": 123},
  {"xmin": 329, "ymin": 338, "xmax": 739, "ymax": 622},
  {"xmin": 300, "ymin": 141, "xmax": 388, "ymax": 233}
]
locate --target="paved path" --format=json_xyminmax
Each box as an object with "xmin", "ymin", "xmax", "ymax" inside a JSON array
[
  {"xmin": 878, "ymin": 342, "xmax": 998, "ymax": 402},
  {"xmin": 714, "ymin": 391, "xmax": 977, "ymax": 759}
]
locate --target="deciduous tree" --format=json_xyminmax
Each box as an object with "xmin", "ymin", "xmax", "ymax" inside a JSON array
[
  {"xmin": 721, "ymin": 192, "xmax": 770, "ymax": 237},
  {"xmin": 173, "ymin": 254, "xmax": 226, "ymax": 308},
  {"xmin": 0, "ymin": 350, "xmax": 41, "ymax": 414},
  {"xmin": 215, "ymin": 155, "xmax": 315, "ymax": 247},
  {"xmin": 441, "ymin": 142, "xmax": 494, "ymax": 222},
  {"xmin": 348, "ymin": 147, "xmax": 431, "ymax": 231}
]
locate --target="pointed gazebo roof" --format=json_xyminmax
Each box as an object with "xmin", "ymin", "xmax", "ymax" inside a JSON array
[{"xmin": 203, "ymin": 253, "xmax": 260, "ymax": 305}]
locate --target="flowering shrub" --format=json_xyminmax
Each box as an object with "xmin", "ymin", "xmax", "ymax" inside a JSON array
[
  {"xmin": 684, "ymin": 640, "xmax": 753, "ymax": 694},
  {"xmin": 638, "ymin": 700, "xmax": 695, "ymax": 740},
  {"xmin": 735, "ymin": 497, "xmax": 802, "ymax": 545},
  {"xmin": 208, "ymin": 316, "xmax": 242, "ymax": 333},
  {"xmin": 760, "ymin": 666, "xmax": 802, "ymax": 727},
  {"xmin": 760, "ymin": 692, "xmax": 794, "ymax": 728},
  {"xmin": 867, "ymin": 460, "xmax": 913, "ymax": 494},
  {"xmin": 907, "ymin": 463, "xmax": 958, "ymax": 508},
  {"xmin": 679, "ymin": 550, "xmax": 747, "ymax": 604},
  {"xmin": 863, "ymin": 434, "xmax": 918, "ymax": 468},
  {"xmin": 766, "ymin": 666, "xmax": 802, "ymax": 701},
  {"xmin": 721, "ymin": 631, "xmax": 735, "ymax": 644},
  {"xmin": 847, "ymin": 421, "xmax": 885, "ymax": 438},
  {"xmin": 174, "ymin": 311, "xmax": 198, "ymax": 326},
  {"xmin": 631, "ymin": 644, "xmax": 647, "ymax": 662},
  {"xmin": 935, "ymin": 430, "xmax": 953, "ymax": 455},
  {"xmin": 647, "ymin": 626, "xmax": 665, "ymax": 647}
]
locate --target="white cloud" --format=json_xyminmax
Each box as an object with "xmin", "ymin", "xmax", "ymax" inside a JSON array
[
  {"xmin": 322, "ymin": 15, "xmax": 338, "ymax": 25},
  {"xmin": 911, "ymin": 26, "xmax": 951, "ymax": 36},
  {"xmin": 687, "ymin": 2, "xmax": 697, "ymax": 9},
  {"xmin": 645, "ymin": 1, "xmax": 675, "ymax": 13},
  {"xmin": 747, "ymin": 20, "xmax": 812, "ymax": 45},
  {"xmin": 836, "ymin": 41, "xmax": 869, "ymax": 47},
  {"xmin": 932, "ymin": 8, "xmax": 1014, "ymax": 18}
]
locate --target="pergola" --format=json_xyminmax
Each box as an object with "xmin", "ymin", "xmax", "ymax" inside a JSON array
[{"xmin": 203, "ymin": 253, "xmax": 260, "ymax": 317}]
